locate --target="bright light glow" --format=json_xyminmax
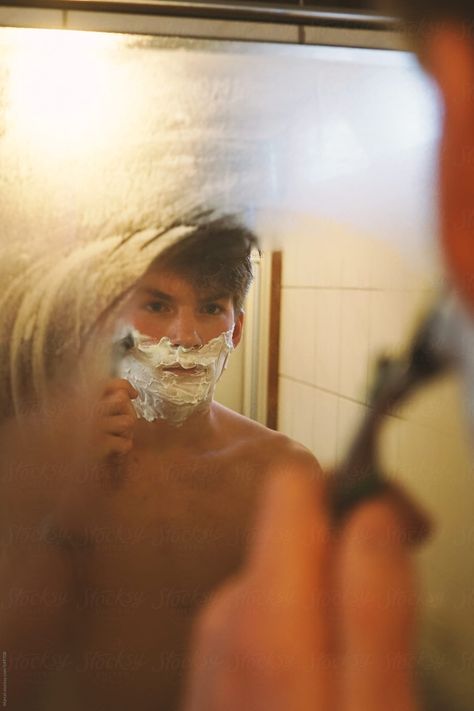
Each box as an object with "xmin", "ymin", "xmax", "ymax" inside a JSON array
[{"xmin": 6, "ymin": 29, "xmax": 129, "ymax": 160}]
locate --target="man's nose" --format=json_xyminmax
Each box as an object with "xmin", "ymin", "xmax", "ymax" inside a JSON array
[{"xmin": 168, "ymin": 314, "xmax": 202, "ymax": 349}]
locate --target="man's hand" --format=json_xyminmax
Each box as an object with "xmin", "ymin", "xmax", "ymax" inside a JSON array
[
  {"xmin": 93, "ymin": 378, "xmax": 138, "ymax": 459},
  {"xmin": 183, "ymin": 471, "xmax": 429, "ymax": 711}
]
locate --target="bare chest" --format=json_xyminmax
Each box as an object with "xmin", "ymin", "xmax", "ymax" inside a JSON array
[
  {"xmin": 78, "ymin": 448, "xmax": 263, "ymax": 608},
  {"xmin": 58, "ymin": 449, "xmax": 268, "ymax": 709}
]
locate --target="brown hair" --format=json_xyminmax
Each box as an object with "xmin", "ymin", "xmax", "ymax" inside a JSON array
[{"xmin": 153, "ymin": 213, "xmax": 258, "ymax": 313}]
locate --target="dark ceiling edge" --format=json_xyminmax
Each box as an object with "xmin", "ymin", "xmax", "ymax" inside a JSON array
[{"xmin": 0, "ymin": 1, "xmax": 400, "ymax": 30}]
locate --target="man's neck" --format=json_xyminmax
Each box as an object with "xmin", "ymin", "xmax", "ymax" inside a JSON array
[{"xmin": 135, "ymin": 401, "xmax": 222, "ymax": 453}]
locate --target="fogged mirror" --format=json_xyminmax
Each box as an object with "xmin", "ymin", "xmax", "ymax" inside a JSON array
[{"xmin": 1, "ymin": 24, "xmax": 473, "ymax": 711}]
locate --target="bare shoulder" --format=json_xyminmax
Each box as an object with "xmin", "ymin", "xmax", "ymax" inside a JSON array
[
  {"xmin": 213, "ymin": 403, "xmax": 322, "ymax": 479},
  {"xmin": 265, "ymin": 431, "xmax": 323, "ymax": 481}
]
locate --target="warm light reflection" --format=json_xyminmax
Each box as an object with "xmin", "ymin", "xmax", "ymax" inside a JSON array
[{"xmin": 6, "ymin": 29, "xmax": 129, "ymax": 159}]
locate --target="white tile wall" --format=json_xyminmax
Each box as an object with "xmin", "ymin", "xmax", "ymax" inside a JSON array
[
  {"xmin": 281, "ymin": 236, "xmax": 299, "ymax": 288},
  {"xmin": 278, "ymin": 377, "xmax": 295, "ymax": 440},
  {"xmin": 278, "ymin": 378, "xmax": 338, "ymax": 467},
  {"xmin": 284, "ymin": 232, "xmax": 318, "ymax": 287},
  {"xmin": 306, "ymin": 230, "xmax": 344, "ymax": 289},
  {"xmin": 280, "ymin": 288, "xmax": 316, "ymax": 385},
  {"xmin": 291, "ymin": 380, "xmax": 315, "ymax": 452},
  {"xmin": 312, "ymin": 388, "xmax": 338, "ymax": 467},
  {"xmin": 339, "ymin": 290, "xmax": 370, "ymax": 403},
  {"xmin": 368, "ymin": 290, "xmax": 413, "ymax": 359},
  {"xmin": 369, "ymin": 241, "xmax": 417, "ymax": 291},
  {"xmin": 282, "ymin": 220, "xmax": 344, "ymax": 289},
  {"xmin": 313, "ymin": 289, "xmax": 341, "ymax": 393},
  {"xmin": 278, "ymin": 376, "xmax": 315, "ymax": 452},
  {"xmin": 401, "ymin": 374, "xmax": 463, "ymax": 433},
  {"xmin": 340, "ymin": 232, "xmax": 372, "ymax": 289},
  {"xmin": 397, "ymin": 419, "xmax": 452, "ymax": 506}
]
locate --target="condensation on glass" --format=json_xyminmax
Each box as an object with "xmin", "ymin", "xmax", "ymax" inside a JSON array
[{"xmin": 2, "ymin": 24, "xmax": 464, "ymax": 711}]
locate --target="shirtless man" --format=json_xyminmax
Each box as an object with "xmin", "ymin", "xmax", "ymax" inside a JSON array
[
  {"xmin": 81, "ymin": 216, "xmax": 321, "ymax": 710},
  {"xmin": 0, "ymin": 216, "xmax": 320, "ymax": 711}
]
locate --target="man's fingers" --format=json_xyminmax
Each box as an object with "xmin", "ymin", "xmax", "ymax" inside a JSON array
[
  {"xmin": 338, "ymin": 499, "xmax": 419, "ymax": 711},
  {"xmin": 326, "ymin": 468, "xmax": 432, "ymax": 547},
  {"xmin": 99, "ymin": 391, "xmax": 138, "ymax": 418},
  {"xmin": 243, "ymin": 471, "xmax": 336, "ymax": 707},
  {"xmin": 102, "ymin": 378, "xmax": 138, "ymax": 400},
  {"xmin": 101, "ymin": 414, "xmax": 136, "ymax": 437},
  {"xmin": 184, "ymin": 578, "xmax": 242, "ymax": 711},
  {"xmin": 184, "ymin": 471, "xmax": 338, "ymax": 711},
  {"xmin": 89, "ymin": 379, "xmax": 138, "ymax": 460},
  {"xmin": 100, "ymin": 434, "xmax": 134, "ymax": 457},
  {"xmin": 382, "ymin": 480, "xmax": 433, "ymax": 546},
  {"xmin": 248, "ymin": 470, "xmax": 330, "ymax": 591},
  {"xmin": 184, "ymin": 474, "xmax": 425, "ymax": 711}
]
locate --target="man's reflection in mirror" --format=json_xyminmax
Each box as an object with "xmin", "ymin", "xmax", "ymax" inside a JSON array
[{"xmin": 0, "ymin": 214, "xmax": 322, "ymax": 711}]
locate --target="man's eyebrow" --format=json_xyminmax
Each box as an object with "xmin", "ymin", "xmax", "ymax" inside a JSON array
[
  {"xmin": 198, "ymin": 292, "xmax": 231, "ymax": 302},
  {"xmin": 137, "ymin": 287, "xmax": 173, "ymax": 301}
]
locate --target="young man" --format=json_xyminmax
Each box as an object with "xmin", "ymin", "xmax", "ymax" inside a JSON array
[
  {"xmin": 181, "ymin": 6, "xmax": 474, "ymax": 711},
  {"xmin": 0, "ymin": 215, "xmax": 321, "ymax": 711},
  {"xmin": 88, "ymin": 216, "xmax": 321, "ymax": 711}
]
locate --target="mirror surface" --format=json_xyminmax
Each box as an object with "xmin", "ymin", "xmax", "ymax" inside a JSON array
[{"xmin": 1, "ymin": 25, "xmax": 472, "ymax": 711}]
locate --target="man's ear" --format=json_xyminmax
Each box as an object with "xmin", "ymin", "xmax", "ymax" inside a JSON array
[{"xmin": 232, "ymin": 311, "xmax": 244, "ymax": 348}]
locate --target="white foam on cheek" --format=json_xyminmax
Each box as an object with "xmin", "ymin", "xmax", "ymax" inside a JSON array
[
  {"xmin": 137, "ymin": 329, "xmax": 234, "ymax": 368},
  {"xmin": 118, "ymin": 328, "xmax": 234, "ymax": 426}
]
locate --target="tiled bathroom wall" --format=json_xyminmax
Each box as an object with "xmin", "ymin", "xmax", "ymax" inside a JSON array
[
  {"xmin": 276, "ymin": 220, "xmax": 474, "ymax": 707},
  {"xmin": 270, "ymin": 88, "xmax": 474, "ymax": 711},
  {"xmin": 277, "ymin": 216, "xmax": 439, "ymax": 470},
  {"xmin": 230, "ymin": 31, "xmax": 474, "ymax": 711}
]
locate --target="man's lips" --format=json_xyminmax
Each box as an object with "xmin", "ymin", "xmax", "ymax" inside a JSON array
[{"xmin": 163, "ymin": 365, "xmax": 202, "ymax": 374}]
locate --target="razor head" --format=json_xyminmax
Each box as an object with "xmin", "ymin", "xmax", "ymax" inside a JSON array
[
  {"xmin": 111, "ymin": 330, "xmax": 136, "ymax": 376},
  {"xmin": 408, "ymin": 307, "xmax": 454, "ymax": 382},
  {"xmin": 115, "ymin": 331, "xmax": 135, "ymax": 355}
]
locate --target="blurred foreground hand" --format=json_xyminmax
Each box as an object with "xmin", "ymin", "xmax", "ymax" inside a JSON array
[{"xmin": 183, "ymin": 471, "xmax": 430, "ymax": 711}]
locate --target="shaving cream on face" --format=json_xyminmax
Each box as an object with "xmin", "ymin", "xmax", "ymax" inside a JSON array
[{"xmin": 117, "ymin": 329, "xmax": 234, "ymax": 426}]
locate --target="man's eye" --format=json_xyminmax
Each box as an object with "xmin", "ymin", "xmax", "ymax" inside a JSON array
[
  {"xmin": 145, "ymin": 302, "xmax": 168, "ymax": 313},
  {"xmin": 203, "ymin": 304, "xmax": 223, "ymax": 315}
]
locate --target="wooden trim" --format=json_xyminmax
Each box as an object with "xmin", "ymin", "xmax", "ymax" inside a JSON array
[{"xmin": 266, "ymin": 250, "xmax": 282, "ymax": 431}]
